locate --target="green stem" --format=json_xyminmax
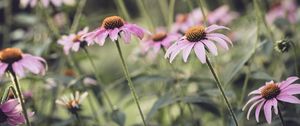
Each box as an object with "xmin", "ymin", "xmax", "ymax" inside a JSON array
[
  {"xmin": 82, "ymin": 47, "xmax": 115, "ymax": 111},
  {"xmin": 114, "ymin": 0, "xmax": 130, "ymax": 21},
  {"xmin": 136, "ymin": 0, "xmax": 154, "ymax": 31},
  {"xmin": 114, "ymin": 40, "xmax": 147, "ymax": 126},
  {"xmin": 70, "ymin": 0, "xmax": 87, "ymax": 33},
  {"xmin": 168, "ymin": 0, "xmax": 176, "ymax": 31},
  {"xmin": 3, "ymin": 0, "xmax": 12, "ymax": 47},
  {"xmin": 206, "ymin": 57, "xmax": 238, "ymax": 126},
  {"xmin": 239, "ymin": 65, "xmax": 250, "ymax": 107},
  {"xmin": 9, "ymin": 72, "xmax": 31, "ymax": 126},
  {"xmin": 87, "ymin": 94, "xmax": 101, "ymax": 124},
  {"xmin": 198, "ymin": 0, "xmax": 207, "ymax": 25},
  {"xmin": 158, "ymin": 0, "xmax": 168, "ymax": 26},
  {"xmin": 278, "ymin": 107, "xmax": 285, "ymax": 126},
  {"xmin": 290, "ymin": 42, "xmax": 299, "ymax": 76}
]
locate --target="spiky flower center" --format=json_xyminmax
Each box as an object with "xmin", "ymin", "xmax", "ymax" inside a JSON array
[
  {"xmin": 102, "ymin": 16, "xmax": 125, "ymax": 29},
  {"xmin": 0, "ymin": 48, "xmax": 23, "ymax": 64},
  {"xmin": 67, "ymin": 100, "xmax": 80, "ymax": 109},
  {"xmin": 0, "ymin": 109, "xmax": 8, "ymax": 123},
  {"xmin": 185, "ymin": 26, "xmax": 206, "ymax": 42},
  {"xmin": 72, "ymin": 35, "xmax": 82, "ymax": 43},
  {"xmin": 152, "ymin": 32, "xmax": 167, "ymax": 42},
  {"xmin": 261, "ymin": 83, "xmax": 281, "ymax": 100}
]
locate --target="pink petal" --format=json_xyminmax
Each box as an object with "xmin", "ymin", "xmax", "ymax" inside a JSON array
[
  {"xmin": 202, "ymin": 40, "xmax": 218, "ymax": 55},
  {"xmin": 165, "ymin": 40, "xmax": 187, "ymax": 58},
  {"xmin": 169, "ymin": 41, "xmax": 190, "ymax": 63},
  {"xmin": 194, "ymin": 42, "xmax": 206, "ymax": 63},
  {"xmin": 95, "ymin": 30, "xmax": 109, "ymax": 46},
  {"xmin": 0, "ymin": 99, "xmax": 19, "ymax": 113},
  {"xmin": 276, "ymin": 94, "xmax": 300, "ymax": 104},
  {"xmin": 248, "ymin": 89, "xmax": 261, "ymax": 96},
  {"xmin": 279, "ymin": 76, "xmax": 299, "ymax": 90},
  {"xmin": 206, "ymin": 33, "xmax": 232, "ymax": 45},
  {"xmin": 71, "ymin": 43, "xmax": 80, "ymax": 52},
  {"xmin": 0, "ymin": 62, "xmax": 8, "ymax": 77},
  {"xmin": 120, "ymin": 31, "xmax": 131, "ymax": 44},
  {"xmin": 263, "ymin": 100, "xmax": 273, "ymax": 124},
  {"xmin": 281, "ymin": 84, "xmax": 300, "ymax": 95},
  {"xmin": 205, "ymin": 24, "xmax": 230, "ymax": 33},
  {"xmin": 271, "ymin": 99, "xmax": 278, "ymax": 115},
  {"xmin": 207, "ymin": 37, "xmax": 229, "ymax": 50},
  {"xmin": 12, "ymin": 62, "xmax": 25, "ymax": 78},
  {"xmin": 109, "ymin": 28, "xmax": 120, "ymax": 41},
  {"xmin": 124, "ymin": 24, "xmax": 145, "ymax": 39},
  {"xmin": 255, "ymin": 99, "xmax": 265, "ymax": 122},
  {"xmin": 182, "ymin": 43, "xmax": 195, "ymax": 62},
  {"xmin": 242, "ymin": 95, "xmax": 262, "ymax": 111},
  {"xmin": 247, "ymin": 99, "xmax": 264, "ymax": 120}
]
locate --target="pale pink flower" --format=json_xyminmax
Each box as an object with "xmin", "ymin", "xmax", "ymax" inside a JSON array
[
  {"xmin": 56, "ymin": 91, "xmax": 88, "ymax": 114},
  {"xmin": 58, "ymin": 27, "xmax": 89, "ymax": 55},
  {"xmin": 243, "ymin": 76, "xmax": 300, "ymax": 124},
  {"xmin": 207, "ymin": 5, "xmax": 239, "ymax": 25},
  {"xmin": 140, "ymin": 28, "xmax": 181, "ymax": 60},
  {"xmin": 266, "ymin": 0, "xmax": 297, "ymax": 24},
  {"xmin": 165, "ymin": 25, "xmax": 232, "ymax": 63},
  {"xmin": 85, "ymin": 16, "xmax": 147, "ymax": 46},
  {"xmin": 0, "ymin": 48, "xmax": 47, "ymax": 78},
  {"xmin": 20, "ymin": 0, "xmax": 76, "ymax": 8},
  {"xmin": 0, "ymin": 99, "xmax": 34, "ymax": 126},
  {"xmin": 171, "ymin": 10, "xmax": 203, "ymax": 33}
]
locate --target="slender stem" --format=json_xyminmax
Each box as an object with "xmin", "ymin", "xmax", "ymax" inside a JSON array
[
  {"xmin": 87, "ymin": 94, "xmax": 101, "ymax": 124},
  {"xmin": 198, "ymin": 0, "xmax": 207, "ymax": 25},
  {"xmin": 239, "ymin": 65, "xmax": 250, "ymax": 107},
  {"xmin": 168, "ymin": 0, "xmax": 176, "ymax": 31},
  {"xmin": 290, "ymin": 42, "xmax": 299, "ymax": 76},
  {"xmin": 9, "ymin": 72, "xmax": 31, "ymax": 126},
  {"xmin": 114, "ymin": 0, "xmax": 130, "ymax": 21},
  {"xmin": 82, "ymin": 47, "xmax": 115, "ymax": 111},
  {"xmin": 136, "ymin": 0, "xmax": 154, "ymax": 31},
  {"xmin": 206, "ymin": 57, "xmax": 239, "ymax": 126},
  {"xmin": 278, "ymin": 107, "xmax": 285, "ymax": 126},
  {"xmin": 114, "ymin": 40, "xmax": 147, "ymax": 126},
  {"xmin": 70, "ymin": 0, "xmax": 87, "ymax": 33}
]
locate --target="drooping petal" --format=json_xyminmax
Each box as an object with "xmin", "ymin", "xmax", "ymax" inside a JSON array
[
  {"xmin": 263, "ymin": 100, "xmax": 273, "ymax": 124},
  {"xmin": 165, "ymin": 40, "xmax": 187, "ymax": 58},
  {"xmin": 242, "ymin": 96, "xmax": 262, "ymax": 111},
  {"xmin": 255, "ymin": 99, "xmax": 265, "ymax": 122},
  {"xmin": 207, "ymin": 37, "xmax": 229, "ymax": 50},
  {"xmin": 182, "ymin": 43, "xmax": 195, "ymax": 62},
  {"xmin": 281, "ymin": 84, "xmax": 300, "ymax": 95},
  {"xmin": 271, "ymin": 99, "xmax": 278, "ymax": 115},
  {"xmin": 124, "ymin": 24, "xmax": 145, "ymax": 39},
  {"xmin": 120, "ymin": 31, "xmax": 131, "ymax": 44},
  {"xmin": 247, "ymin": 99, "xmax": 264, "ymax": 120},
  {"xmin": 169, "ymin": 41, "xmax": 191, "ymax": 63},
  {"xmin": 0, "ymin": 62, "xmax": 8, "ymax": 77},
  {"xmin": 12, "ymin": 63, "xmax": 25, "ymax": 78},
  {"xmin": 0, "ymin": 99, "xmax": 19, "ymax": 113},
  {"xmin": 194, "ymin": 42, "xmax": 206, "ymax": 63},
  {"xmin": 205, "ymin": 24, "xmax": 230, "ymax": 33},
  {"xmin": 206, "ymin": 33, "xmax": 232, "ymax": 45},
  {"xmin": 202, "ymin": 40, "xmax": 218, "ymax": 55},
  {"xmin": 248, "ymin": 89, "xmax": 261, "ymax": 96},
  {"xmin": 109, "ymin": 28, "xmax": 120, "ymax": 41},
  {"xmin": 276, "ymin": 94, "xmax": 300, "ymax": 104},
  {"xmin": 279, "ymin": 76, "xmax": 299, "ymax": 90}
]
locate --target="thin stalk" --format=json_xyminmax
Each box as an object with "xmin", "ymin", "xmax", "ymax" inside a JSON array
[
  {"xmin": 158, "ymin": 0, "xmax": 168, "ymax": 26},
  {"xmin": 239, "ymin": 65, "xmax": 250, "ymax": 107},
  {"xmin": 82, "ymin": 47, "xmax": 115, "ymax": 111},
  {"xmin": 290, "ymin": 42, "xmax": 299, "ymax": 76},
  {"xmin": 136, "ymin": 0, "xmax": 154, "ymax": 31},
  {"xmin": 87, "ymin": 94, "xmax": 101, "ymax": 124},
  {"xmin": 278, "ymin": 107, "xmax": 285, "ymax": 126},
  {"xmin": 114, "ymin": 40, "xmax": 147, "ymax": 126},
  {"xmin": 168, "ymin": 0, "xmax": 176, "ymax": 31},
  {"xmin": 206, "ymin": 57, "xmax": 238, "ymax": 126},
  {"xmin": 114, "ymin": 0, "xmax": 130, "ymax": 21},
  {"xmin": 9, "ymin": 72, "xmax": 31, "ymax": 126},
  {"xmin": 198, "ymin": 0, "xmax": 207, "ymax": 25},
  {"xmin": 70, "ymin": 0, "xmax": 87, "ymax": 33}
]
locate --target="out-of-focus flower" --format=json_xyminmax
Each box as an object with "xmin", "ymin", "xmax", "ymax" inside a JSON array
[
  {"xmin": 85, "ymin": 16, "xmax": 147, "ymax": 46},
  {"xmin": 20, "ymin": 0, "xmax": 76, "ymax": 8},
  {"xmin": 0, "ymin": 48, "xmax": 47, "ymax": 78},
  {"xmin": 243, "ymin": 76, "xmax": 300, "ymax": 124},
  {"xmin": 44, "ymin": 78, "xmax": 57, "ymax": 90},
  {"xmin": 83, "ymin": 77, "xmax": 97, "ymax": 86},
  {"xmin": 63, "ymin": 69, "xmax": 76, "ymax": 77},
  {"xmin": 53, "ymin": 13, "xmax": 68, "ymax": 28},
  {"xmin": 266, "ymin": 0, "xmax": 297, "ymax": 24},
  {"xmin": 207, "ymin": 5, "xmax": 239, "ymax": 25},
  {"xmin": 0, "ymin": 99, "xmax": 33, "ymax": 126},
  {"xmin": 171, "ymin": 10, "xmax": 203, "ymax": 34},
  {"xmin": 140, "ymin": 28, "xmax": 181, "ymax": 60},
  {"xmin": 165, "ymin": 25, "xmax": 232, "ymax": 63},
  {"xmin": 56, "ymin": 91, "xmax": 88, "ymax": 114},
  {"xmin": 58, "ymin": 27, "xmax": 89, "ymax": 55},
  {"xmin": 275, "ymin": 39, "xmax": 292, "ymax": 53}
]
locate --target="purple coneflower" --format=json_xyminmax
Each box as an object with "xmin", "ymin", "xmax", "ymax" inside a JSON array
[
  {"xmin": 20, "ymin": 0, "xmax": 75, "ymax": 8},
  {"xmin": 207, "ymin": 5, "xmax": 239, "ymax": 25},
  {"xmin": 243, "ymin": 76, "xmax": 300, "ymax": 124},
  {"xmin": 266, "ymin": 0, "xmax": 297, "ymax": 24},
  {"xmin": 141, "ymin": 29, "xmax": 180, "ymax": 60},
  {"xmin": 56, "ymin": 91, "xmax": 88, "ymax": 115},
  {"xmin": 0, "ymin": 48, "xmax": 46, "ymax": 78},
  {"xmin": 165, "ymin": 25, "xmax": 232, "ymax": 63},
  {"xmin": 58, "ymin": 27, "xmax": 89, "ymax": 55},
  {"xmin": 0, "ymin": 99, "xmax": 33, "ymax": 126},
  {"xmin": 171, "ymin": 12, "xmax": 203, "ymax": 34},
  {"xmin": 85, "ymin": 16, "xmax": 146, "ymax": 46}
]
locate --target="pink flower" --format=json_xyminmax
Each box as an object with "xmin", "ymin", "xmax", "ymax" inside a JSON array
[
  {"xmin": 171, "ymin": 11, "xmax": 203, "ymax": 33},
  {"xmin": 58, "ymin": 27, "xmax": 89, "ymax": 55},
  {"xmin": 140, "ymin": 28, "xmax": 181, "ymax": 60},
  {"xmin": 56, "ymin": 91, "xmax": 88, "ymax": 114},
  {"xmin": 266, "ymin": 0, "xmax": 297, "ymax": 24},
  {"xmin": 165, "ymin": 25, "xmax": 232, "ymax": 63},
  {"xmin": 207, "ymin": 5, "xmax": 239, "ymax": 25},
  {"xmin": 85, "ymin": 16, "xmax": 147, "ymax": 46},
  {"xmin": 0, "ymin": 99, "xmax": 33, "ymax": 126},
  {"xmin": 242, "ymin": 76, "xmax": 300, "ymax": 124},
  {"xmin": 0, "ymin": 48, "xmax": 47, "ymax": 78},
  {"xmin": 20, "ymin": 0, "xmax": 76, "ymax": 8}
]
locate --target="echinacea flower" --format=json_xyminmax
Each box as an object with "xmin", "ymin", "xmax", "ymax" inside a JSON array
[
  {"xmin": 207, "ymin": 5, "xmax": 239, "ymax": 25},
  {"xmin": 0, "ymin": 99, "xmax": 33, "ymax": 126},
  {"xmin": 56, "ymin": 91, "xmax": 88, "ymax": 114},
  {"xmin": 20, "ymin": 0, "xmax": 76, "ymax": 8},
  {"xmin": 85, "ymin": 16, "xmax": 146, "ymax": 46},
  {"xmin": 171, "ymin": 11, "xmax": 203, "ymax": 34},
  {"xmin": 266, "ymin": 0, "xmax": 297, "ymax": 24},
  {"xmin": 242, "ymin": 76, "xmax": 300, "ymax": 124},
  {"xmin": 165, "ymin": 25, "xmax": 232, "ymax": 63},
  {"xmin": 58, "ymin": 27, "xmax": 89, "ymax": 55},
  {"xmin": 0, "ymin": 48, "xmax": 47, "ymax": 78},
  {"xmin": 140, "ymin": 29, "xmax": 180, "ymax": 60}
]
